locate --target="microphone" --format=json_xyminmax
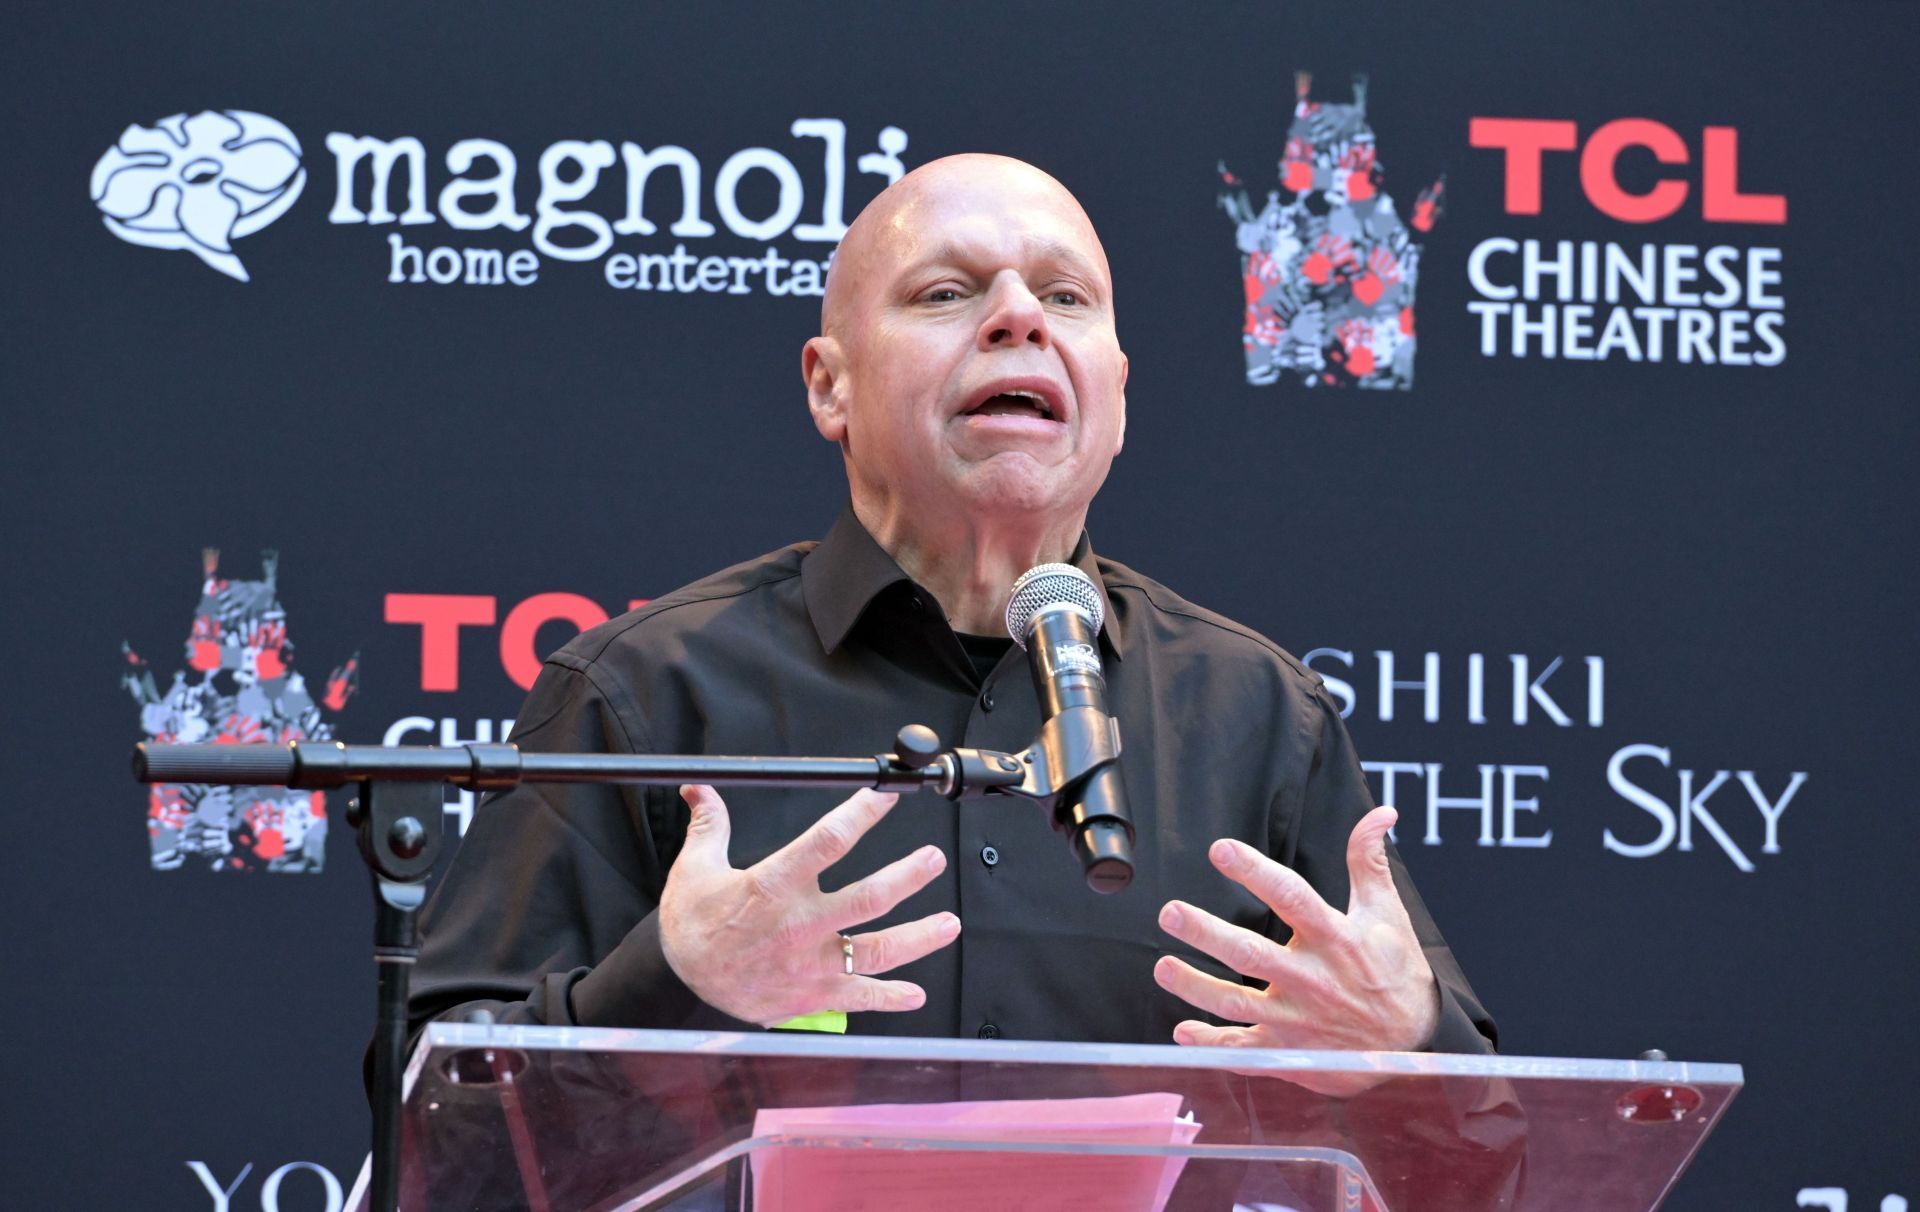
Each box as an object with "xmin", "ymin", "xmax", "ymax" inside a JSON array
[{"xmin": 1005, "ymin": 564, "xmax": 1135, "ymax": 893}]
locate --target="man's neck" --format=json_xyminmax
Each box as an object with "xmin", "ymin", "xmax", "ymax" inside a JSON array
[{"xmin": 852, "ymin": 496, "xmax": 1086, "ymax": 635}]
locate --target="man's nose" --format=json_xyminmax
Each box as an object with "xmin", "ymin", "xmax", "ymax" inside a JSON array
[{"xmin": 976, "ymin": 275, "xmax": 1051, "ymax": 350}]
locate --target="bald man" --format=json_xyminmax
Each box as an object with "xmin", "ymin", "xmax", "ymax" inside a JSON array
[{"xmin": 409, "ymin": 155, "xmax": 1495, "ymax": 1059}]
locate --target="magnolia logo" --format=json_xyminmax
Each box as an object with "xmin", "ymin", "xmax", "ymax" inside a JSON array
[{"xmin": 90, "ymin": 110, "xmax": 305, "ymax": 282}]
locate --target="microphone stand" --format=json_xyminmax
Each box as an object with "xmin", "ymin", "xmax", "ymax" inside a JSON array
[{"xmin": 130, "ymin": 718, "xmax": 1125, "ymax": 1212}]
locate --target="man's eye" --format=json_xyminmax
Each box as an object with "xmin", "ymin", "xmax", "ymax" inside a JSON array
[
  {"xmin": 925, "ymin": 288, "xmax": 961, "ymax": 303},
  {"xmin": 1048, "ymin": 290, "xmax": 1082, "ymax": 306}
]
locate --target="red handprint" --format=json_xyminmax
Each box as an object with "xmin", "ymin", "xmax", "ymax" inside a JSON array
[
  {"xmin": 1301, "ymin": 234, "xmax": 1356, "ymax": 286},
  {"xmin": 1245, "ymin": 309, "xmax": 1285, "ymax": 348},
  {"xmin": 1351, "ymin": 247, "xmax": 1401, "ymax": 307},
  {"xmin": 1337, "ymin": 318, "xmax": 1379, "ymax": 378},
  {"xmin": 1341, "ymin": 145, "xmax": 1379, "ymax": 201},
  {"xmin": 1413, "ymin": 176, "xmax": 1446, "ymax": 233}
]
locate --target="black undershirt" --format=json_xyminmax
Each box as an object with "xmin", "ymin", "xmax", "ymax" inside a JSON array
[{"xmin": 954, "ymin": 631, "xmax": 1014, "ymax": 685}]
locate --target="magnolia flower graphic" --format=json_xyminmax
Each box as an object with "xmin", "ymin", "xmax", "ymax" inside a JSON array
[{"xmin": 90, "ymin": 110, "xmax": 304, "ymax": 282}]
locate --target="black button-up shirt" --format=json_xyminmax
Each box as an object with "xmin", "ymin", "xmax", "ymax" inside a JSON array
[{"xmin": 409, "ymin": 508, "xmax": 1497, "ymax": 1053}]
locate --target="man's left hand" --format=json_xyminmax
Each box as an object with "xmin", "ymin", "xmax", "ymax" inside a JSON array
[{"xmin": 1154, "ymin": 806, "xmax": 1440, "ymax": 1052}]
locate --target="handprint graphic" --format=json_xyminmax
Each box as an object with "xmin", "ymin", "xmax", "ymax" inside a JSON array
[
  {"xmin": 122, "ymin": 549, "xmax": 357, "ymax": 871},
  {"xmin": 1218, "ymin": 73, "xmax": 1441, "ymax": 389}
]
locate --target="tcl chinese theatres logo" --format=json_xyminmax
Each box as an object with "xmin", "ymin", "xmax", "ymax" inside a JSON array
[
  {"xmin": 122, "ymin": 549, "xmax": 357, "ymax": 871},
  {"xmin": 90, "ymin": 110, "xmax": 305, "ymax": 282}
]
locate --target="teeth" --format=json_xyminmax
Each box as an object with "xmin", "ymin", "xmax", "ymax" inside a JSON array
[
  {"xmin": 1004, "ymin": 389, "xmax": 1052, "ymax": 417},
  {"xmin": 972, "ymin": 388, "xmax": 1056, "ymax": 419}
]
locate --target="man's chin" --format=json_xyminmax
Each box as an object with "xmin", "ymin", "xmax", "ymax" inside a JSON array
[{"xmin": 950, "ymin": 458, "xmax": 1092, "ymax": 521}]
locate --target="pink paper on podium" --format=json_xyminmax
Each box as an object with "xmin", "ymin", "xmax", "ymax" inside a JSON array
[{"xmin": 747, "ymin": 1091, "xmax": 1202, "ymax": 1212}]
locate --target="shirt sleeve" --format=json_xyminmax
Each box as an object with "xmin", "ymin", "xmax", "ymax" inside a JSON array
[
  {"xmin": 404, "ymin": 660, "xmax": 758, "ymax": 1041},
  {"xmin": 1277, "ymin": 684, "xmax": 1500, "ymax": 1055}
]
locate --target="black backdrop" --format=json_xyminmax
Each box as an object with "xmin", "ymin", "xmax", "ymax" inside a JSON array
[{"xmin": 5, "ymin": 2, "xmax": 1916, "ymax": 1208}]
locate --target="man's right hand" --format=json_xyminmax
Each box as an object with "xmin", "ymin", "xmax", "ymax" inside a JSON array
[{"xmin": 658, "ymin": 784, "xmax": 960, "ymax": 1026}]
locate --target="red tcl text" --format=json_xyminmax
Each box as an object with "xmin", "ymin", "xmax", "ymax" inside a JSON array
[
  {"xmin": 1469, "ymin": 118, "xmax": 1785, "ymax": 224},
  {"xmin": 385, "ymin": 593, "xmax": 649, "ymax": 691}
]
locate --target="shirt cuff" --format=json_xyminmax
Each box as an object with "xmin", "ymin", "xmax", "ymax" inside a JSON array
[
  {"xmin": 1423, "ymin": 975, "xmax": 1497, "ymax": 1055},
  {"xmin": 563, "ymin": 912, "xmax": 760, "ymax": 1033}
]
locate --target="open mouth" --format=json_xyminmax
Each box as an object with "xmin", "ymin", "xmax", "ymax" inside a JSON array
[{"xmin": 963, "ymin": 387, "xmax": 1061, "ymax": 422}]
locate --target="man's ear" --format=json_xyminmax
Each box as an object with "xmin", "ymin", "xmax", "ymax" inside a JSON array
[
  {"xmin": 803, "ymin": 336, "xmax": 847, "ymax": 442},
  {"xmin": 1114, "ymin": 351, "xmax": 1128, "ymax": 455}
]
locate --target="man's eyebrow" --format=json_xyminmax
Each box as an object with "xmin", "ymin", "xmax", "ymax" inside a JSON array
[
  {"xmin": 903, "ymin": 238, "xmax": 1107, "ymax": 287},
  {"xmin": 1028, "ymin": 238, "xmax": 1106, "ymax": 283}
]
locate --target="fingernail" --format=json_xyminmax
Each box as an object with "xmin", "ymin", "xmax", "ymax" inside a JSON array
[
  {"xmin": 1154, "ymin": 956, "xmax": 1176, "ymax": 984},
  {"xmin": 923, "ymin": 847, "xmax": 945, "ymax": 873},
  {"xmin": 940, "ymin": 913, "xmax": 961, "ymax": 936},
  {"xmin": 1210, "ymin": 839, "xmax": 1242, "ymax": 870},
  {"xmin": 1160, "ymin": 902, "xmax": 1184, "ymax": 929}
]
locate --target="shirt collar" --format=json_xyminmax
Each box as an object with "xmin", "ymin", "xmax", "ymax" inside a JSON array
[{"xmin": 802, "ymin": 505, "xmax": 1125, "ymax": 660}]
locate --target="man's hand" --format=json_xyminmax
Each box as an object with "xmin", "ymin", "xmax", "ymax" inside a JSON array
[
  {"xmin": 659, "ymin": 784, "xmax": 960, "ymax": 1027},
  {"xmin": 1154, "ymin": 806, "xmax": 1440, "ymax": 1052}
]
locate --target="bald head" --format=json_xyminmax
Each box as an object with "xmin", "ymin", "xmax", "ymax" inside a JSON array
[
  {"xmin": 821, "ymin": 154, "xmax": 1112, "ymax": 337},
  {"xmin": 798, "ymin": 151, "xmax": 1128, "ymax": 568}
]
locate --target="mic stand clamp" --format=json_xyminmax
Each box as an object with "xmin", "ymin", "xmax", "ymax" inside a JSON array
[
  {"xmin": 882, "ymin": 723, "xmax": 1030, "ymax": 800},
  {"xmin": 994, "ymin": 707, "xmax": 1134, "ymax": 893},
  {"xmin": 999, "ymin": 706, "xmax": 1123, "ymax": 806}
]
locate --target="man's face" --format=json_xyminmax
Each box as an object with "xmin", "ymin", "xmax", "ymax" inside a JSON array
[{"xmin": 808, "ymin": 161, "xmax": 1128, "ymax": 527}]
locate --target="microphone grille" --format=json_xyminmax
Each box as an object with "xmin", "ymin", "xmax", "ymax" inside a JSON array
[{"xmin": 1004, "ymin": 563, "xmax": 1104, "ymax": 649}]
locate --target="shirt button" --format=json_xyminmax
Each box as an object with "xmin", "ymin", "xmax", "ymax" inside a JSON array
[
  {"xmin": 980, "ymin": 845, "xmax": 1000, "ymax": 868},
  {"xmin": 980, "ymin": 689, "xmax": 995, "ymax": 711},
  {"xmin": 977, "ymin": 1022, "xmax": 1000, "ymax": 1039}
]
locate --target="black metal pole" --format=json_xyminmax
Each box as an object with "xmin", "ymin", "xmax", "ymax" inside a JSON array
[
  {"xmin": 369, "ymin": 878, "xmax": 422, "ymax": 1212},
  {"xmin": 132, "ymin": 728, "xmax": 1045, "ymax": 803},
  {"xmin": 349, "ymin": 778, "xmax": 443, "ymax": 1212}
]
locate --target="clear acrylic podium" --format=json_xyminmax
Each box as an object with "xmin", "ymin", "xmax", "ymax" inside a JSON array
[{"xmin": 358, "ymin": 1023, "xmax": 1741, "ymax": 1212}]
